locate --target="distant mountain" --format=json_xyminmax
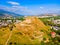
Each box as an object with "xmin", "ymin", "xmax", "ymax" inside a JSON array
[{"xmin": 0, "ymin": 9, "xmax": 24, "ymax": 17}]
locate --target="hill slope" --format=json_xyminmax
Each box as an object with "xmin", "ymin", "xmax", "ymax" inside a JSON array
[
  {"xmin": 0, "ymin": 17, "xmax": 51, "ymax": 45},
  {"xmin": 14, "ymin": 17, "xmax": 51, "ymax": 44}
]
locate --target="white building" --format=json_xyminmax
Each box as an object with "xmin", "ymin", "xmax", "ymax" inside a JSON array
[
  {"xmin": 53, "ymin": 19, "xmax": 60, "ymax": 24},
  {"xmin": 7, "ymin": 20, "xmax": 12, "ymax": 23},
  {"xmin": 15, "ymin": 20, "xmax": 22, "ymax": 23}
]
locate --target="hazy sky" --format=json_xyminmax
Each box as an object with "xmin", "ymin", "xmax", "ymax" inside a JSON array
[{"xmin": 0, "ymin": 0, "xmax": 60, "ymax": 15}]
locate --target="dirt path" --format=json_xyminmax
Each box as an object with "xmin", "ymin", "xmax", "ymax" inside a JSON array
[{"xmin": 5, "ymin": 31, "xmax": 13, "ymax": 45}]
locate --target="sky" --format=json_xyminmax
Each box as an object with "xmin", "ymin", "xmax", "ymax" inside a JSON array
[{"xmin": 0, "ymin": 0, "xmax": 60, "ymax": 15}]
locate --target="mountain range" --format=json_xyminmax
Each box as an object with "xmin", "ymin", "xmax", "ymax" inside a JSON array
[
  {"xmin": 0, "ymin": 9, "xmax": 24, "ymax": 17},
  {"xmin": 0, "ymin": 9, "xmax": 60, "ymax": 17}
]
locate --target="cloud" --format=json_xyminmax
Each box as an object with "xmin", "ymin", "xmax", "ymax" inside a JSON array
[
  {"xmin": 1, "ymin": 4, "xmax": 60, "ymax": 15},
  {"xmin": 10, "ymin": 5, "xmax": 35, "ymax": 15},
  {"xmin": 40, "ymin": 6, "xmax": 44, "ymax": 9},
  {"xmin": 8, "ymin": 1, "xmax": 20, "ymax": 5},
  {"xmin": 6, "ymin": 1, "xmax": 35, "ymax": 15},
  {"xmin": 0, "ymin": 5, "xmax": 35, "ymax": 15}
]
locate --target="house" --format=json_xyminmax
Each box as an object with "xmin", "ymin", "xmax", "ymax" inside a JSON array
[
  {"xmin": 52, "ymin": 26, "xmax": 60, "ymax": 30},
  {"xmin": 15, "ymin": 20, "xmax": 22, "ymax": 23},
  {"xmin": 7, "ymin": 20, "xmax": 12, "ymax": 23},
  {"xmin": 53, "ymin": 19, "xmax": 60, "ymax": 24}
]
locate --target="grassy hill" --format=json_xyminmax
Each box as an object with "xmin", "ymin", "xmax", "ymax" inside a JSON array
[{"xmin": 0, "ymin": 17, "xmax": 52, "ymax": 45}]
